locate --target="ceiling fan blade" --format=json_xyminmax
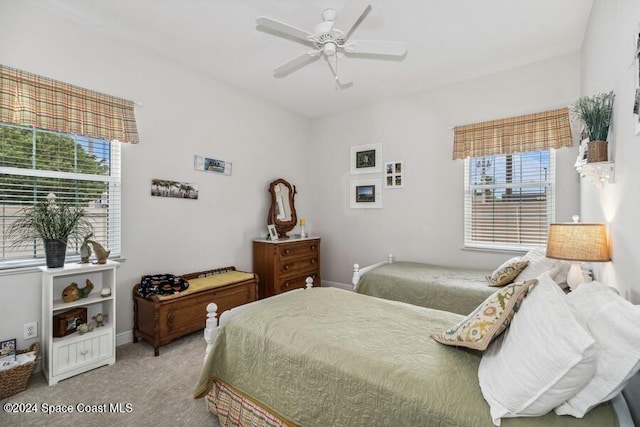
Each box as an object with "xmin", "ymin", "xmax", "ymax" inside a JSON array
[
  {"xmin": 332, "ymin": 0, "xmax": 370, "ymax": 38},
  {"xmin": 344, "ymin": 40, "xmax": 407, "ymax": 56},
  {"xmin": 273, "ymin": 50, "xmax": 321, "ymax": 77},
  {"xmin": 256, "ymin": 17, "xmax": 315, "ymax": 44},
  {"xmin": 326, "ymin": 57, "xmax": 353, "ymax": 89}
]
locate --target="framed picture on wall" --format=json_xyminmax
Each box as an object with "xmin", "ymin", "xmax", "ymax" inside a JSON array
[
  {"xmin": 350, "ymin": 178, "xmax": 382, "ymax": 208},
  {"xmin": 350, "ymin": 143, "xmax": 382, "ymax": 174},
  {"xmin": 384, "ymin": 160, "xmax": 405, "ymax": 188}
]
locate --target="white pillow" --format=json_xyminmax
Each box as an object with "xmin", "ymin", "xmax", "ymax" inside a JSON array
[
  {"xmin": 516, "ymin": 247, "xmax": 560, "ymax": 282},
  {"xmin": 555, "ymin": 281, "xmax": 640, "ymax": 418},
  {"xmin": 478, "ymin": 273, "xmax": 597, "ymax": 426}
]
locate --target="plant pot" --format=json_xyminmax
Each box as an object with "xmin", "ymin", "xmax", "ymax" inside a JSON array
[
  {"xmin": 587, "ymin": 141, "xmax": 608, "ymax": 163},
  {"xmin": 43, "ymin": 239, "xmax": 67, "ymax": 268}
]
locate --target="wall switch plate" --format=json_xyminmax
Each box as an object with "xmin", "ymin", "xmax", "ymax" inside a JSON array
[{"xmin": 24, "ymin": 321, "xmax": 37, "ymax": 339}]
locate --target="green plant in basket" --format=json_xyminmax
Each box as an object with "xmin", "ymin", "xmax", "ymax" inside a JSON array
[{"xmin": 571, "ymin": 91, "xmax": 615, "ymax": 142}]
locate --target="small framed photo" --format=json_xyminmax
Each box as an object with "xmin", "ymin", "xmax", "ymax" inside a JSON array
[
  {"xmin": 350, "ymin": 178, "xmax": 382, "ymax": 209},
  {"xmin": 267, "ymin": 224, "xmax": 278, "ymax": 241},
  {"xmin": 385, "ymin": 160, "xmax": 405, "ymax": 188},
  {"xmin": 0, "ymin": 338, "xmax": 16, "ymax": 358},
  {"xmin": 350, "ymin": 143, "xmax": 382, "ymax": 174},
  {"xmin": 194, "ymin": 155, "xmax": 232, "ymax": 176}
]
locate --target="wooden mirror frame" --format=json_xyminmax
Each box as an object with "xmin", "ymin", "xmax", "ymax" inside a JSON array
[{"xmin": 267, "ymin": 178, "xmax": 297, "ymax": 238}]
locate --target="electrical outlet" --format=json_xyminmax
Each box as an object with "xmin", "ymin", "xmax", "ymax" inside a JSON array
[{"xmin": 24, "ymin": 322, "xmax": 37, "ymax": 339}]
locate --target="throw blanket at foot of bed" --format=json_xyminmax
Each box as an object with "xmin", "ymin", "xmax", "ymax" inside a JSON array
[
  {"xmin": 194, "ymin": 288, "xmax": 618, "ymax": 427},
  {"xmin": 356, "ymin": 261, "xmax": 496, "ymax": 315}
]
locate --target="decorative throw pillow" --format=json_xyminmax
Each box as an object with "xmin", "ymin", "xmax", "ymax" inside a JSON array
[
  {"xmin": 555, "ymin": 281, "xmax": 640, "ymax": 418},
  {"xmin": 486, "ymin": 257, "xmax": 529, "ymax": 287},
  {"xmin": 478, "ymin": 273, "xmax": 597, "ymax": 426},
  {"xmin": 431, "ymin": 279, "xmax": 537, "ymax": 351}
]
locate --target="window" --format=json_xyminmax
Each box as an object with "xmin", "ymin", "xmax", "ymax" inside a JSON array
[
  {"xmin": 0, "ymin": 122, "xmax": 121, "ymax": 268},
  {"xmin": 464, "ymin": 150, "xmax": 555, "ymax": 251}
]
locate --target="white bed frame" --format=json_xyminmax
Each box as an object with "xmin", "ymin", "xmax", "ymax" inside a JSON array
[
  {"xmin": 203, "ymin": 277, "xmax": 314, "ymax": 360},
  {"xmin": 200, "ymin": 275, "xmax": 638, "ymax": 426},
  {"xmin": 352, "ymin": 253, "xmax": 393, "ymax": 291}
]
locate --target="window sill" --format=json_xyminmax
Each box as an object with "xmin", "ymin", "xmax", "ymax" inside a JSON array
[
  {"xmin": 461, "ymin": 246, "xmax": 531, "ymax": 256},
  {"xmin": 0, "ymin": 256, "xmax": 126, "ymax": 277}
]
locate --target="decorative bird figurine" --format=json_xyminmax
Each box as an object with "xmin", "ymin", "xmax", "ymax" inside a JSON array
[
  {"xmin": 87, "ymin": 239, "xmax": 110, "ymax": 264},
  {"xmin": 80, "ymin": 233, "xmax": 93, "ymax": 263},
  {"xmin": 62, "ymin": 279, "xmax": 94, "ymax": 302}
]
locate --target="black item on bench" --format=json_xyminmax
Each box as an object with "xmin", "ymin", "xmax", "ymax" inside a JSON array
[{"xmin": 137, "ymin": 274, "xmax": 188, "ymax": 299}]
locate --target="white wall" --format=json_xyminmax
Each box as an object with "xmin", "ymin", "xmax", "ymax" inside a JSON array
[
  {"xmin": 310, "ymin": 54, "xmax": 582, "ymax": 285},
  {"xmin": 580, "ymin": 0, "xmax": 640, "ymax": 302},
  {"xmin": 0, "ymin": 1, "xmax": 589, "ymax": 352},
  {"xmin": 0, "ymin": 1, "xmax": 311, "ymax": 349}
]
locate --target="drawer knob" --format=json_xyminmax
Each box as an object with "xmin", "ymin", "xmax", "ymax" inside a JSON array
[
  {"xmin": 284, "ymin": 249, "xmax": 290, "ymax": 255},
  {"xmin": 310, "ymin": 259, "xmax": 316, "ymax": 264},
  {"xmin": 310, "ymin": 245, "xmax": 316, "ymax": 250},
  {"xmin": 284, "ymin": 265, "xmax": 290, "ymax": 270},
  {"xmin": 80, "ymin": 349, "xmax": 89, "ymax": 356}
]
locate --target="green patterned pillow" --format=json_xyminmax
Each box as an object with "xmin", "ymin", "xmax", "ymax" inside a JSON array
[
  {"xmin": 432, "ymin": 279, "xmax": 537, "ymax": 351},
  {"xmin": 486, "ymin": 257, "xmax": 529, "ymax": 287}
]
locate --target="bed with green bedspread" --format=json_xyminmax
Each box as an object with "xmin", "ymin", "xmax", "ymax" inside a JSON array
[
  {"xmin": 355, "ymin": 261, "xmax": 497, "ymax": 315},
  {"xmin": 195, "ymin": 287, "xmax": 618, "ymax": 427}
]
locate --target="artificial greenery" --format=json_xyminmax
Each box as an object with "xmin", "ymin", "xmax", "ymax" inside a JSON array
[
  {"xmin": 7, "ymin": 194, "xmax": 93, "ymax": 246},
  {"xmin": 571, "ymin": 91, "xmax": 615, "ymax": 142}
]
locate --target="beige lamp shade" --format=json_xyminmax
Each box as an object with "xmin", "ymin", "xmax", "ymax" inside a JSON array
[{"xmin": 546, "ymin": 223, "xmax": 610, "ymax": 262}]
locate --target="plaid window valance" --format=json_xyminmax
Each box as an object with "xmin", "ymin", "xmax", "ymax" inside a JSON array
[
  {"xmin": 452, "ymin": 108, "xmax": 572, "ymax": 159},
  {"xmin": 0, "ymin": 65, "xmax": 139, "ymax": 143}
]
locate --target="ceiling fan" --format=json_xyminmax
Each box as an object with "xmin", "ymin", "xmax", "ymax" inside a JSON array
[{"xmin": 256, "ymin": 0, "xmax": 407, "ymax": 88}]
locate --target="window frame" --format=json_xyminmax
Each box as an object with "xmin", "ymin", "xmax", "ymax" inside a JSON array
[
  {"xmin": 463, "ymin": 149, "xmax": 556, "ymax": 252},
  {"xmin": 0, "ymin": 122, "xmax": 121, "ymax": 269}
]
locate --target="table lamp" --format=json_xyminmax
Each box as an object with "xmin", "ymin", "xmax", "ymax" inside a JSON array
[{"xmin": 546, "ymin": 219, "xmax": 610, "ymax": 290}]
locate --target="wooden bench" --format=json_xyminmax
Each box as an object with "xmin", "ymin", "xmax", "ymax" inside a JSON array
[{"xmin": 132, "ymin": 266, "xmax": 258, "ymax": 356}]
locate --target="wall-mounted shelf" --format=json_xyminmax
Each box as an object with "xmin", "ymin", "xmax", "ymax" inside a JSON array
[{"xmin": 576, "ymin": 161, "xmax": 615, "ymax": 188}]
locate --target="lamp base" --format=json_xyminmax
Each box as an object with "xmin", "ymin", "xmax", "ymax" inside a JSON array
[{"xmin": 566, "ymin": 262, "xmax": 587, "ymax": 291}]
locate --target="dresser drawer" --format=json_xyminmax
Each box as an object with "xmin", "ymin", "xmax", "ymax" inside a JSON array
[
  {"xmin": 277, "ymin": 240, "xmax": 319, "ymax": 261},
  {"xmin": 279, "ymin": 255, "xmax": 319, "ymax": 276},
  {"xmin": 276, "ymin": 272, "xmax": 319, "ymax": 294}
]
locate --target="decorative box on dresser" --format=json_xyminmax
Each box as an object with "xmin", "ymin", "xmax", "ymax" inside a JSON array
[
  {"xmin": 253, "ymin": 237, "xmax": 321, "ymax": 298},
  {"xmin": 40, "ymin": 260, "xmax": 119, "ymax": 385}
]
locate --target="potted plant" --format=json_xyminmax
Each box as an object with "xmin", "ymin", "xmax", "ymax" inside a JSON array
[
  {"xmin": 7, "ymin": 193, "xmax": 93, "ymax": 268},
  {"xmin": 571, "ymin": 91, "xmax": 615, "ymax": 163}
]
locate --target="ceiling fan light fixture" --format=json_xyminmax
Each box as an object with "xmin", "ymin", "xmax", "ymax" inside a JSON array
[{"xmin": 323, "ymin": 42, "xmax": 337, "ymax": 56}]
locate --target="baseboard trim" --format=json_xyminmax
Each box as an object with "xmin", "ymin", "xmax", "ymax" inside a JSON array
[
  {"xmin": 116, "ymin": 330, "xmax": 133, "ymax": 347},
  {"xmin": 321, "ymin": 280, "xmax": 353, "ymax": 291}
]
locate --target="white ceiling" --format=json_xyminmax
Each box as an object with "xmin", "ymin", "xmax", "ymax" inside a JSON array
[{"xmin": 34, "ymin": 0, "xmax": 594, "ymax": 118}]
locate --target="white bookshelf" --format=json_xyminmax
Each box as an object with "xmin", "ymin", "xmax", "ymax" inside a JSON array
[{"xmin": 40, "ymin": 260, "xmax": 119, "ymax": 385}]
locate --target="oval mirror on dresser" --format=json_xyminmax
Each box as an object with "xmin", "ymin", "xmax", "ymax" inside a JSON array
[{"xmin": 267, "ymin": 178, "xmax": 297, "ymax": 237}]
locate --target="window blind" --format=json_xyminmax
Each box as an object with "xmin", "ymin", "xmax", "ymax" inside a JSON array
[
  {"xmin": 0, "ymin": 122, "xmax": 121, "ymax": 267},
  {"xmin": 464, "ymin": 150, "xmax": 555, "ymax": 251}
]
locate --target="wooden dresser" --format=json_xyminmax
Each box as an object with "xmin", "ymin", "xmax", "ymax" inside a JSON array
[{"xmin": 253, "ymin": 237, "xmax": 321, "ymax": 298}]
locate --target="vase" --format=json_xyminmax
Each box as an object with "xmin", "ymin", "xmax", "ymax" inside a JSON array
[{"xmin": 44, "ymin": 239, "xmax": 67, "ymax": 268}]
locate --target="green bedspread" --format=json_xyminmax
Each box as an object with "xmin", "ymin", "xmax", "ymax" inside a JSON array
[
  {"xmin": 356, "ymin": 261, "xmax": 497, "ymax": 315},
  {"xmin": 195, "ymin": 287, "xmax": 618, "ymax": 427}
]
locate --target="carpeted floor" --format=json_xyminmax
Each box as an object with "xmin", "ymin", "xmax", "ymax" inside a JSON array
[{"xmin": 0, "ymin": 332, "xmax": 218, "ymax": 426}]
